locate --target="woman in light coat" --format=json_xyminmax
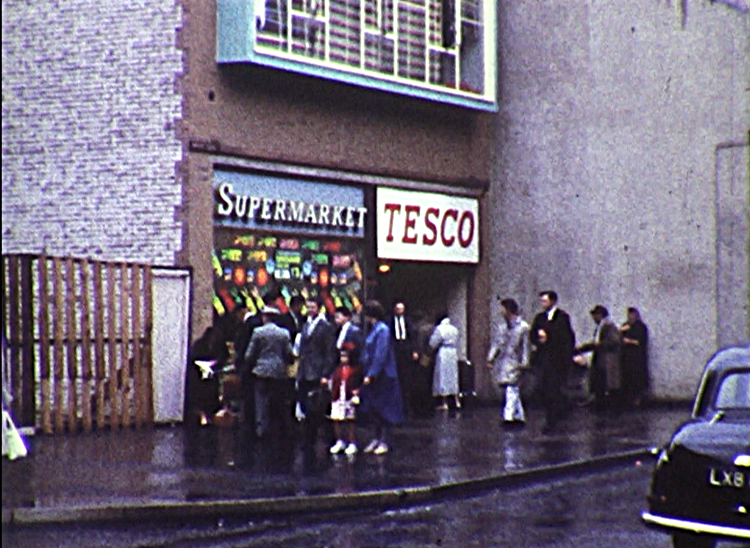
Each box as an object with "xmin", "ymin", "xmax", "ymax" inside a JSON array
[
  {"xmin": 486, "ymin": 298, "xmax": 530, "ymax": 426},
  {"xmin": 429, "ymin": 313, "xmax": 461, "ymax": 410}
]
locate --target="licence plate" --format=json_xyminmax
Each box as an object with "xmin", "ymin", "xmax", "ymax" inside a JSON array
[{"xmin": 709, "ymin": 468, "xmax": 748, "ymax": 489}]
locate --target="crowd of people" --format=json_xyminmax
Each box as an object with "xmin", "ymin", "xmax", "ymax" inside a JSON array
[
  {"xmin": 487, "ymin": 291, "xmax": 650, "ymax": 434},
  {"xmin": 185, "ymin": 290, "xmax": 649, "ymax": 458},
  {"xmin": 185, "ymin": 294, "xmax": 468, "ymax": 459}
]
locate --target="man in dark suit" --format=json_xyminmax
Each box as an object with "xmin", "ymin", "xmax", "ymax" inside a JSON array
[
  {"xmin": 389, "ymin": 300, "xmax": 420, "ymax": 418},
  {"xmin": 277, "ymin": 295, "xmax": 306, "ymax": 431},
  {"xmin": 279, "ymin": 295, "xmax": 305, "ymax": 343},
  {"xmin": 530, "ymin": 290, "xmax": 576, "ymax": 433},
  {"xmin": 333, "ymin": 306, "xmax": 363, "ymax": 359},
  {"xmin": 296, "ymin": 296, "xmax": 335, "ymax": 459}
]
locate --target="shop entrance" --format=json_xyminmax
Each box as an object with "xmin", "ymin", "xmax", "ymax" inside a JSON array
[{"xmin": 374, "ymin": 261, "xmax": 470, "ymax": 359}]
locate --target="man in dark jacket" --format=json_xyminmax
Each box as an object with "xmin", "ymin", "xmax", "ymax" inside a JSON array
[
  {"xmin": 279, "ymin": 295, "xmax": 305, "ymax": 342},
  {"xmin": 530, "ymin": 291, "xmax": 576, "ymax": 433},
  {"xmin": 277, "ymin": 295, "xmax": 305, "ymax": 423},
  {"xmin": 296, "ymin": 296, "xmax": 335, "ymax": 457},
  {"xmin": 389, "ymin": 300, "xmax": 419, "ymax": 418},
  {"xmin": 334, "ymin": 306, "xmax": 363, "ymax": 353}
]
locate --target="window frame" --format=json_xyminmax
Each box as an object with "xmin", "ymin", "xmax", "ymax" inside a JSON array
[{"xmin": 217, "ymin": 0, "xmax": 497, "ymax": 111}]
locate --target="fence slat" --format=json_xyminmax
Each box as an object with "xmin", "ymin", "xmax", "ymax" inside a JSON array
[
  {"xmin": 132, "ymin": 266, "xmax": 143, "ymax": 427},
  {"xmin": 107, "ymin": 264, "xmax": 119, "ymax": 429},
  {"xmin": 53, "ymin": 257, "xmax": 65, "ymax": 433},
  {"xmin": 93, "ymin": 262, "xmax": 106, "ymax": 430},
  {"xmin": 4, "ymin": 253, "xmax": 158, "ymax": 434},
  {"xmin": 7, "ymin": 257, "xmax": 22, "ymax": 422},
  {"xmin": 143, "ymin": 266, "xmax": 154, "ymax": 422},
  {"xmin": 38, "ymin": 256, "xmax": 52, "ymax": 434},
  {"xmin": 80, "ymin": 259, "xmax": 93, "ymax": 432},
  {"xmin": 20, "ymin": 256, "xmax": 36, "ymax": 427},
  {"xmin": 1, "ymin": 256, "xmax": 6, "ymax": 352},
  {"xmin": 120, "ymin": 264, "xmax": 131, "ymax": 428},
  {"xmin": 65, "ymin": 259, "xmax": 78, "ymax": 432}
]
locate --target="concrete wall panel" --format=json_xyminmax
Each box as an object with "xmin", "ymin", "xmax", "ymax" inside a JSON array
[{"xmin": 493, "ymin": 0, "xmax": 749, "ymax": 398}]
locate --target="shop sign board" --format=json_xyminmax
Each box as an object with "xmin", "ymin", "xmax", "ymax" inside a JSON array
[
  {"xmin": 214, "ymin": 170, "xmax": 367, "ymax": 238},
  {"xmin": 376, "ymin": 187, "xmax": 480, "ymax": 264}
]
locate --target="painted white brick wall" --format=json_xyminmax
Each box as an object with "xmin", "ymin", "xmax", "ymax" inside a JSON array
[{"xmin": 2, "ymin": 0, "xmax": 183, "ymax": 266}]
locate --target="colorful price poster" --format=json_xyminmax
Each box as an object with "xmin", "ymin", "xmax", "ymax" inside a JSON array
[
  {"xmin": 279, "ymin": 238, "xmax": 299, "ymax": 250},
  {"xmin": 332, "ymin": 254, "xmax": 352, "ymax": 268}
]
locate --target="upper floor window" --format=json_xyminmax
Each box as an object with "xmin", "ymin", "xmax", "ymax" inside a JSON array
[{"xmin": 217, "ymin": 0, "xmax": 496, "ymax": 110}]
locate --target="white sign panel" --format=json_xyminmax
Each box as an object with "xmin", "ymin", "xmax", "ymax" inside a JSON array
[
  {"xmin": 376, "ymin": 187, "xmax": 480, "ymax": 264},
  {"xmin": 151, "ymin": 268, "xmax": 191, "ymax": 424}
]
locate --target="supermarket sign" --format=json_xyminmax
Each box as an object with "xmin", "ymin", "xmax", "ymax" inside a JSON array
[
  {"xmin": 376, "ymin": 187, "xmax": 479, "ymax": 264},
  {"xmin": 213, "ymin": 170, "xmax": 366, "ymax": 238}
]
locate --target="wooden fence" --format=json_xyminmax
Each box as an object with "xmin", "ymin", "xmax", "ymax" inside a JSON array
[{"xmin": 2, "ymin": 254, "xmax": 154, "ymax": 433}]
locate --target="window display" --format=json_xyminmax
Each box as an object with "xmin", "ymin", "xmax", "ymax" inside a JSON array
[{"xmin": 213, "ymin": 229, "xmax": 364, "ymax": 317}]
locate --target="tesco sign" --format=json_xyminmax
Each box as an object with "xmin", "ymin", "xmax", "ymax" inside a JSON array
[{"xmin": 376, "ymin": 187, "xmax": 480, "ymax": 264}]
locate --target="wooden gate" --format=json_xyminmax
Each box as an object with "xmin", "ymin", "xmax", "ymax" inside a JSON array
[{"xmin": 2, "ymin": 254, "xmax": 154, "ymax": 433}]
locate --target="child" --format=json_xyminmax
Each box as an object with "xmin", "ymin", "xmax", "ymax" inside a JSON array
[{"xmin": 329, "ymin": 343, "xmax": 362, "ymax": 455}]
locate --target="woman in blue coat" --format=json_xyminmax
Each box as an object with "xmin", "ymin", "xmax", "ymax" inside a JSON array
[{"xmin": 359, "ymin": 300, "xmax": 404, "ymax": 455}]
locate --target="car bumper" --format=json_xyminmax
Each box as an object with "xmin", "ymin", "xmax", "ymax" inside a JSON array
[{"xmin": 642, "ymin": 511, "xmax": 750, "ymax": 540}]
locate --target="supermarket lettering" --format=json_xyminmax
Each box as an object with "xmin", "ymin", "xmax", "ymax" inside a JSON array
[{"xmin": 216, "ymin": 182, "xmax": 367, "ymax": 230}]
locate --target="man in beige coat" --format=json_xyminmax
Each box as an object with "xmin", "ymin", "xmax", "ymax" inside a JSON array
[{"xmin": 577, "ymin": 305, "xmax": 621, "ymax": 411}]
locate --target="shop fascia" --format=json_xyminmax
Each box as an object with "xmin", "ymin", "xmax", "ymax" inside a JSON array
[{"xmin": 216, "ymin": 182, "xmax": 368, "ymax": 229}]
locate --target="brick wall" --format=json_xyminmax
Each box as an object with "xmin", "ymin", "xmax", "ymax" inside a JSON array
[{"xmin": 2, "ymin": 0, "xmax": 184, "ymax": 266}]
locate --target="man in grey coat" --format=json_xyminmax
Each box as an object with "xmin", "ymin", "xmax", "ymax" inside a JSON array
[{"xmin": 245, "ymin": 306, "xmax": 293, "ymax": 439}]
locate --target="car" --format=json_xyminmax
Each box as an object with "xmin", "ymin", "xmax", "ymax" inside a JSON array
[{"xmin": 642, "ymin": 345, "xmax": 750, "ymax": 548}]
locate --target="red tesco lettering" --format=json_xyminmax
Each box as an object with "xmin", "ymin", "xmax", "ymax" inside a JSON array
[{"xmin": 383, "ymin": 202, "xmax": 475, "ymax": 249}]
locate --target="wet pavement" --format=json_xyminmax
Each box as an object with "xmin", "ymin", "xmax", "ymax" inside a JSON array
[{"xmin": 2, "ymin": 403, "xmax": 690, "ymax": 524}]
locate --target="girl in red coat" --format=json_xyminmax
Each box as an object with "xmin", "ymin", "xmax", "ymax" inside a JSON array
[{"xmin": 329, "ymin": 343, "xmax": 363, "ymax": 455}]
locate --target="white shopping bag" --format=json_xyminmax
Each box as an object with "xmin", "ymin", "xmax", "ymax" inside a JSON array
[
  {"xmin": 2, "ymin": 410, "xmax": 28, "ymax": 460},
  {"xmin": 295, "ymin": 401, "xmax": 306, "ymax": 422}
]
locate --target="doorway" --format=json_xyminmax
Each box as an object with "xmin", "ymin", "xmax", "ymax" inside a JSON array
[{"xmin": 374, "ymin": 261, "xmax": 470, "ymax": 359}]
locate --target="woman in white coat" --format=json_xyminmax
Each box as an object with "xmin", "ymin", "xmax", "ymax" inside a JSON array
[
  {"xmin": 429, "ymin": 313, "xmax": 461, "ymax": 410},
  {"xmin": 486, "ymin": 298, "xmax": 530, "ymax": 426}
]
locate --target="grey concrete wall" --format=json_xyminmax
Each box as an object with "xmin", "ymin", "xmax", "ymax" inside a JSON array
[
  {"xmin": 490, "ymin": 0, "xmax": 749, "ymax": 399},
  {"xmin": 1, "ymin": 0, "xmax": 184, "ymax": 265},
  {"xmin": 716, "ymin": 142, "xmax": 750, "ymax": 348}
]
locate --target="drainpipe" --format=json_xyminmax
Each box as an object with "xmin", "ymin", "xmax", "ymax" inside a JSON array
[{"xmin": 714, "ymin": 136, "xmax": 750, "ymax": 349}]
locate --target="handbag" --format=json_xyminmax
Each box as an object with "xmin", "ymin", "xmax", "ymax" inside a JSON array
[
  {"xmin": 306, "ymin": 386, "xmax": 332, "ymax": 418},
  {"xmin": 2, "ymin": 410, "xmax": 28, "ymax": 460},
  {"xmin": 221, "ymin": 372, "xmax": 243, "ymax": 401},
  {"xmin": 286, "ymin": 357, "xmax": 300, "ymax": 379},
  {"xmin": 213, "ymin": 407, "xmax": 238, "ymax": 428}
]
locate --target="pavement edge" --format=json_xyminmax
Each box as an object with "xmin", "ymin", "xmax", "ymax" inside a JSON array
[{"xmin": 2, "ymin": 448, "xmax": 652, "ymax": 528}]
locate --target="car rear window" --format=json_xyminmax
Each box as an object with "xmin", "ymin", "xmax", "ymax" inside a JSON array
[{"xmin": 715, "ymin": 371, "xmax": 750, "ymax": 410}]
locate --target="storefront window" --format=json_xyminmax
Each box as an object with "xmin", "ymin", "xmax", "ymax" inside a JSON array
[{"xmin": 213, "ymin": 229, "xmax": 365, "ymax": 318}]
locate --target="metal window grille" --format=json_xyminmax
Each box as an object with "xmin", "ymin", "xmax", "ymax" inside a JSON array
[{"xmin": 254, "ymin": 0, "xmax": 483, "ymax": 94}]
